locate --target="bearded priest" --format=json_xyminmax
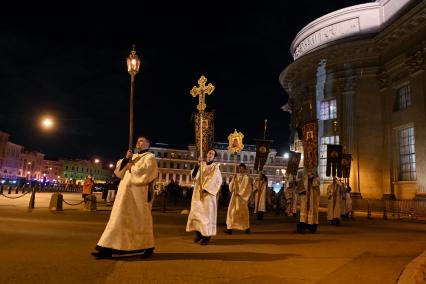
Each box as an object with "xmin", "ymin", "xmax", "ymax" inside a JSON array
[{"xmin": 91, "ymin": 135, "xmax": 158, "ymax": 258}]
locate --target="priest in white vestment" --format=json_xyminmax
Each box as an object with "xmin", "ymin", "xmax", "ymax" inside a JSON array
[
  {"xmin": 186, "ymin": 149, "xmax": 222, "ymax": 245},
  {"xmin": 297, "ymin": 170, "xmax": 320, "ymax": 233},
  {"xmin": 225, "ymin": 163, "xmax": 252, "ymax": 234},
  {"xmin": 340, "ymin": 183, "xmax": 352, "ymax": 220},
  {"xmin": 327, "ymin": 177, "xmax": 342, "ymax": 225},
  {"xmin": 92, "ymin": 136, "xmax": 158, "ymax": 258},
  {"xmin": 253, "ymin": 172, "xmax": 267, "ymax": 220}
]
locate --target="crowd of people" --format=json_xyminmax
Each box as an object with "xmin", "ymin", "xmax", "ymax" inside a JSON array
[{"xmin": 90, "ymin": 135, "xmax": 353, "ymax": 259}]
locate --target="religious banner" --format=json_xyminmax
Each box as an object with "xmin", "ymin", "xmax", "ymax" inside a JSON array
[
  {"xmin": 286, "ymin": 151, "xmax": 301, "ymax": 176},
  {"xmin": 194, "ymin": 111, "xmax": 214, "ymax": 158},
  {"xmin": 342, "ymin": 154, "xmax": 352, "ymax": 179},
  {"xmin": 228, "ymin": 129, "xmax": 245, "ymax": 176},
  {"xmin": 253, "ymin": 139, "xmax": 272, "ymax": 173},
  {"xmin": 326, "ymin": 144, "xmax": 343, "ymax": 177},
  {"xmin": 302, "ymin": 120, "xmax": 318, "ymax": 171},
  {"xmin": 227, "ymin": 129, "xmax": 244, "ymax": 153}
]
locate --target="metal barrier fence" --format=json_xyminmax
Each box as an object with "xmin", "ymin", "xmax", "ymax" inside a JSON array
[
  {"xmin": 0, "ymin": 184, "xmax": 82, "ymax": 194},
  {"xmin": 352, "ymin": 199, "xmax": 426, "ymax": 219}
]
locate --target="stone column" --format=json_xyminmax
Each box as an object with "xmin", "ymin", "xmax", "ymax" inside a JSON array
[
  {"xmin": 406, "ymin": 47, "xmax": 426, "ymax": 199},
  {"xmin": 376, "ymin": 68, "xmax": 395, "ymax": 200},
  {"xmin": 339, "ymin": 75, "xmax": 361, "ymax": 198}
]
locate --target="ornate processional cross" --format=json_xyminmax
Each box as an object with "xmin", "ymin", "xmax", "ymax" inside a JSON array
[
  {"xmin": 190, "ymin": 75, "xmax": 215, "ymax": 201},
  {"xmin": 190, "ymin": 75, "xmax": 215, "ymax": 113}
]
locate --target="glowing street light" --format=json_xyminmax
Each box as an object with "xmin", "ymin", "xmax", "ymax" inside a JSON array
[
  {"xmin": 94, "ymin": 159, "xmax": 100, "ymax": 164},
  {"xmin": 41, "ymin": 117, "xmax": 54, "ymax": 130},
  {"xmin": 126, "ymin": 44, "xmax": 141, "ymax": 150},
  {"xmin": 283, "ymin": 152, "xmax": 289, "ymax": 159},
  {"xmin": 109, "ymin": 163, "xmax": 114, "ymax": 168}
]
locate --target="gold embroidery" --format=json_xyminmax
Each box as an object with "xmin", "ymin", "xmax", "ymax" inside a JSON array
[{"xmin": 200, "ymin": 163, "xmax": 218, "ymax": 189}]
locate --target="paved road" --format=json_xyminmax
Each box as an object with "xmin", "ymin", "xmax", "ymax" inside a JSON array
[{"xmin": 1, "ymin": 193, "xmax": 426, "ymax": 283}]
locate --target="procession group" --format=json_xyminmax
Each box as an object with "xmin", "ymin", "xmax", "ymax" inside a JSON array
[{"xmin": 91, "ymin": 136, "xmax": 352, "ymax": 258}]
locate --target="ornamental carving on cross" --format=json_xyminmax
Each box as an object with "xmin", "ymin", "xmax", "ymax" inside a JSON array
[{"xmin": 190, "ymin": 75, "xmax": 215, "ymax": 112}]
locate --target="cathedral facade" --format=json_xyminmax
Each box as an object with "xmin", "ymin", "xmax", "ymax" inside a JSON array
[{"xmin": 280, "ymin": 0, "xmax": 425, "ymax": 199}]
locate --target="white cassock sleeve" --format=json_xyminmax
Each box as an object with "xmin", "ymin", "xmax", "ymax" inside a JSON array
[
  {"xmin": 114, "ymin": 159, "xmax": 127, "ymax": 179},
  {"xmin": 203, "ymin": 165, "xmax": 222, "ymax": 196},
  {"xmin": 129, "ymin": 154, "xmax": 158, "ymax": 185},
  {"xmin": 237, "ymin": 175, "xmax": 252, "ymax": 202}
]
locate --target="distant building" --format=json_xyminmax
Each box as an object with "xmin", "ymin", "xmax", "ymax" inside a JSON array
[
  {"xmin": 150, "ymin": 143, "xmax": 197, "ymax": 187},
  {"xmin": 42, "ymin": 159, "xmax": 63, "ymax": 183},
  {"xmin": 61, "ymin": 159, "xmax": 112, "ymax": 184},
  {"xmin": 0, "ymin": 131, "xmax": 10, "ymax": 172},
  {"xmin": 21, "ymin": 150, "xmax": 45, "ymax": 180},
  {"xmin": 280, "ymin": 0, "xmax": 425, "ymax": 199},
  {"xmin": 0, "ymin": 130, "xmax": 114, "ymax": 183},
  {"xmin": 150, "ymin": 142, "xmax": 287, "ymax": 188},
  {"xmin": 2, "ymin": 141, "xmax": 24, "ymax": 179},
  {"xmin": 0, "ymin": 130, "xmax": 45, "ymax": 180},
  {"xmin": 213, "ymin": 142, "xmax": 286, "ymax": 187}
]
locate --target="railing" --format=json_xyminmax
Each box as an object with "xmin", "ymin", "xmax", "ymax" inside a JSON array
[
  {"xmin": 0, "ymin": 184, "xmax": 82, "ymax": 194},
  {"xmin": 352, "ymin": 199, "xmax": 426, "ymax": 219}
]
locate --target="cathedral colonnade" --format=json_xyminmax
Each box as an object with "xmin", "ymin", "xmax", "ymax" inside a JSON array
[{"xmin": 280, "ymin": 0, "xmax": 426, "ymax": 199}]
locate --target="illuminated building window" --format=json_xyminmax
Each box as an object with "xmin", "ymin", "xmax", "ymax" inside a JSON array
[
  {"xmin": 319, "ymin": 136, "xmax": 339, "ymax": 179},
  {"xmin": 398, "ymin": 127, "xmax": 416, "ymax": 181},
  {"xmin": 319, "ymin": 99, "xmax": 337, "ymax": 120},
  {"xmin": 395, "ymin": 84, "xmax": 411, "ymax": 111}
]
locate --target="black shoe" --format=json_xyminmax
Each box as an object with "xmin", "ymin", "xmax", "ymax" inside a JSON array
[
  {"xmin": 224, "ymin": 229, "xmax": 232, "ymax": 235},
  {"xmin": 91, "ymin": 251, "xmax": 112, "ymax": 259},
  {"xmin": 245, "ymin": 228, "xmax": 251, "ymax": 234},
  {"xmin": 142, "ymin": 247, "xmax": 154, "ymax": 258},
  {"xmin": 200, "ymin": 237, "xmax": 210, "ymax": 245},
  {"xmin": 193, "ymin": 231, "xmax": 202, "ymax": 243}
]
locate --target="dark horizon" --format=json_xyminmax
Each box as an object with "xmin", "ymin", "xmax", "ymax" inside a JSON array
[{"xmin": 0, "ymin": 1, "xmax": 368, "ymax": 163}]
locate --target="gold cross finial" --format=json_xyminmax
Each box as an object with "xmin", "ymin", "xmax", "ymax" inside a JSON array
[{"xmin": 190, "ymin": 75, "xmax": 215, "ymax": 112}]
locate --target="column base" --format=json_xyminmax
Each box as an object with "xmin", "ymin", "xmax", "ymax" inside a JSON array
[
  {"xmin": 382, "ymin": 193, "xmax": 396, "ymax": 200},
  {"xmin": 350, "ymin": 192, "xmax": 362, "ymax": 199},
  {"xmin": 415, "ymin": 193, "xmax": 426, "ymax": 200}
]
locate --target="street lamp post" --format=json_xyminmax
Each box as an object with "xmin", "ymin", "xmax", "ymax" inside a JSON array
[{"xmin": 126, "ymin": 44, "xmax": 141, "ymax": 150}]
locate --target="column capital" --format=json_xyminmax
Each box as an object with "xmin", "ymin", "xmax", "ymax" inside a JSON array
[
  {"xmin": 376, "ymin": 69, "xmax": 390, "ymax": 90},
  {"xmin": 405, "ymin": 45, "xmax": 425, "ymax": 75},
  {"xmin": 338, "ymin": 75, "xmax": 359, "ymax": 93}
]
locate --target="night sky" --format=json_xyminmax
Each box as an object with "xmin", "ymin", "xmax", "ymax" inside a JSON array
[{"xmin": 0, "ymin": 1, "xmax": 367, "ymax": 163}]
